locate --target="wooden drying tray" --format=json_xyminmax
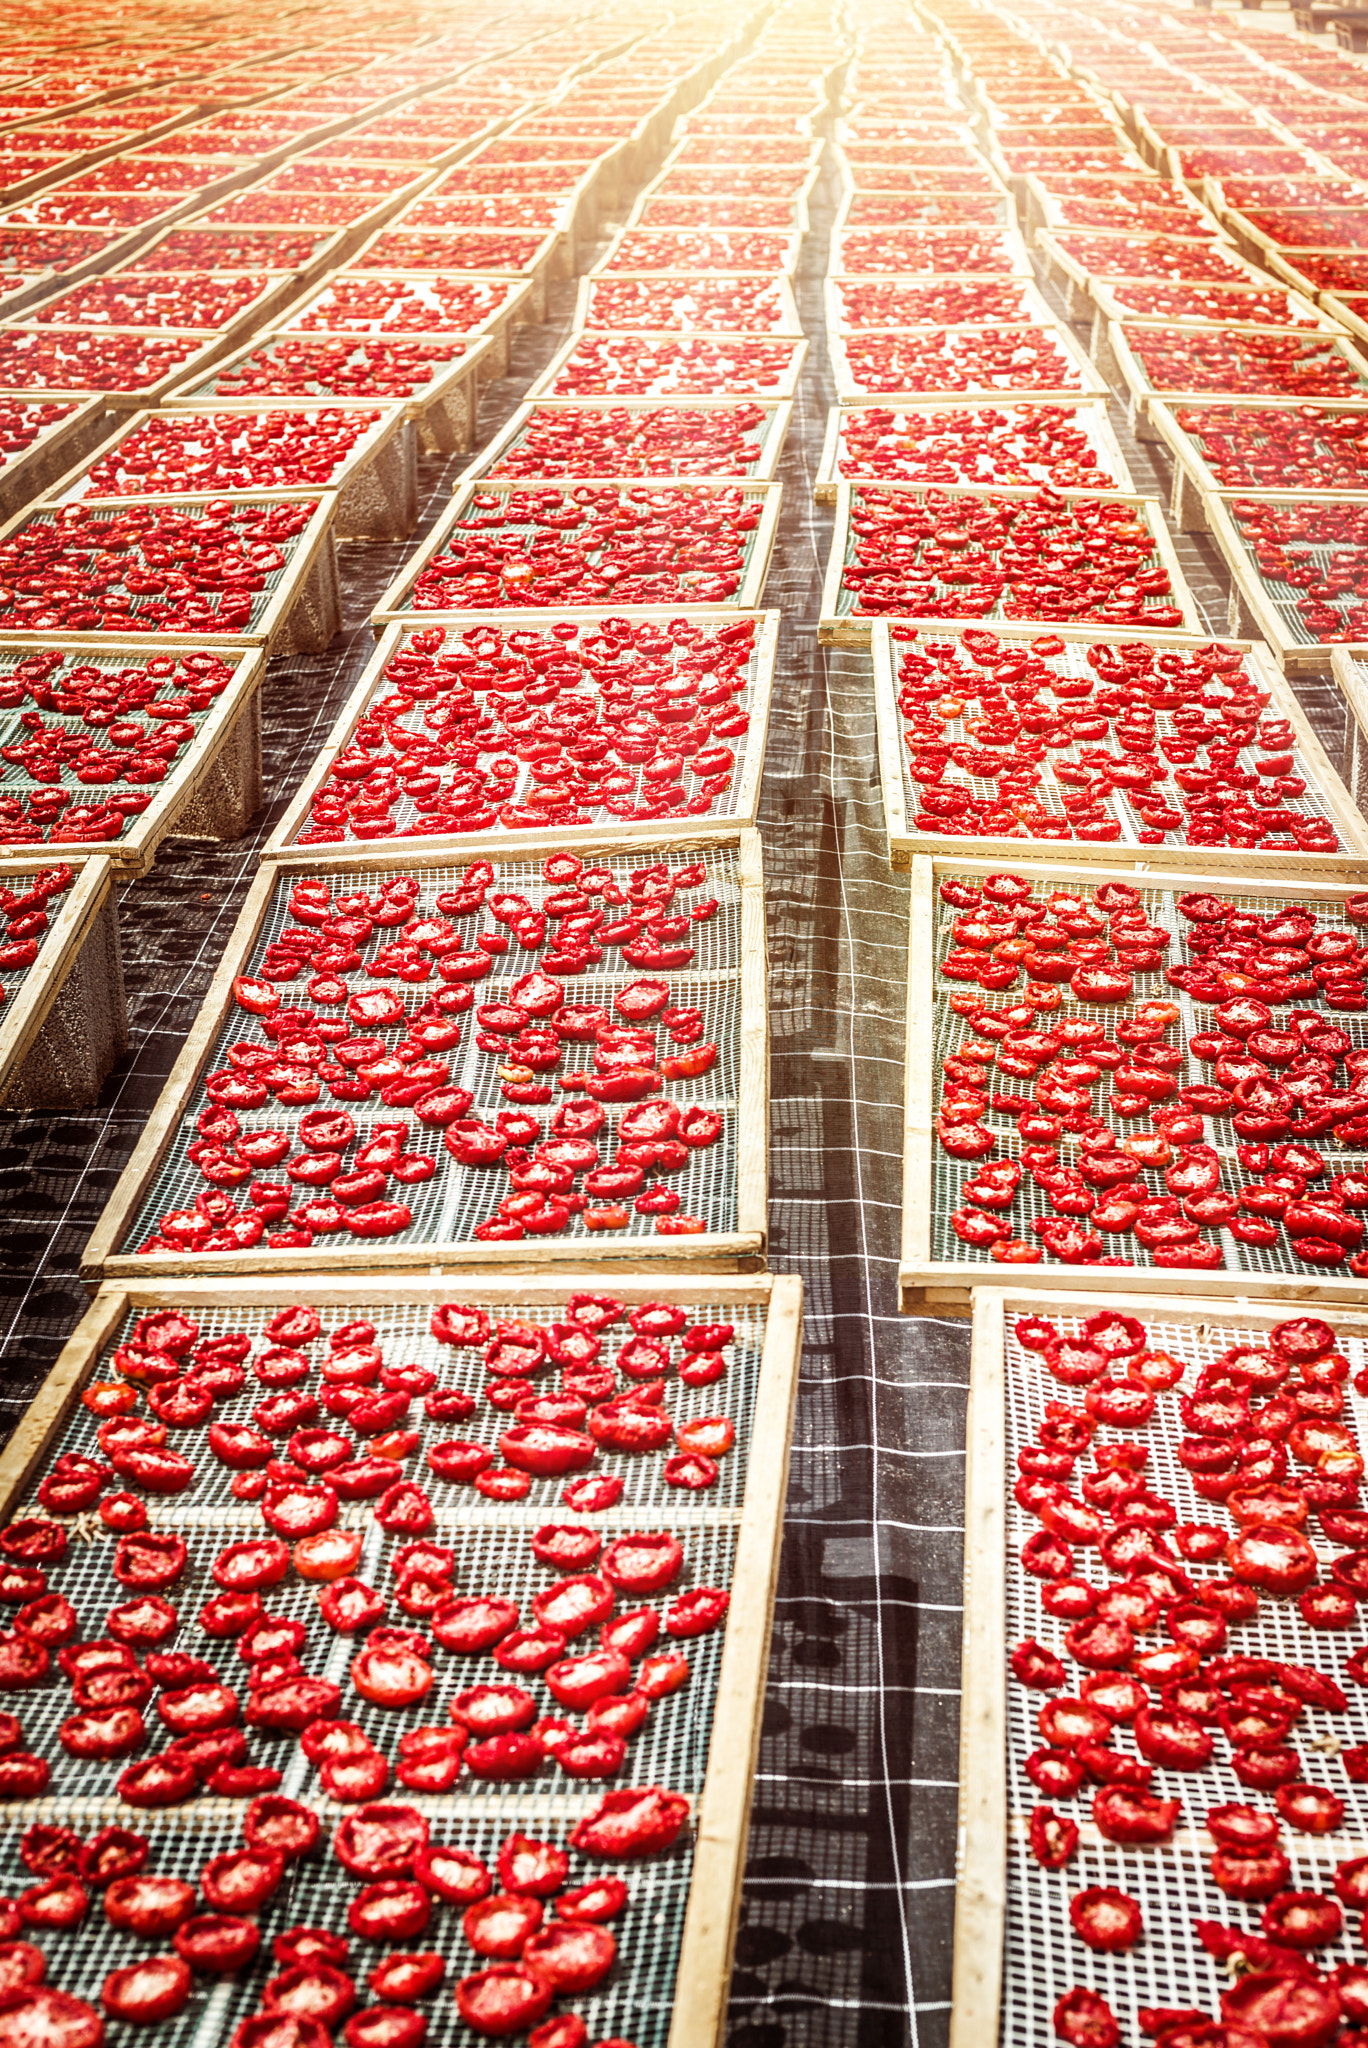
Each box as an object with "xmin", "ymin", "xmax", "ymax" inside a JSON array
[
  {"xmin": 829, "ymin": 182, "xmax": 1018, "ymax": 240},
  {"xmin": 626, "ymin": 162, "xmax": 821, "ymax": 237},
  {"xmin": 1085, "ymin": 275, "xmax": 1334, "ymax": 377},
  {"xmin": 1205, "ymin": 484, "xmax": 1368, "ymax": 679},
  {"xmin": 370, "ymin": 475, "xmax": 784, "ymax": 632},
  {"xmin": 826, "ymin": 220, "xmax": 1035, "ymax": 283},
  {"xmin": 0, "ymin": 849, "xmax": 123, "ymax": 1108},
  {"xmin": 652, "ymin": 132, "xmax": 824, "ymax": 183},
  {"xmin": 818, "ymin": 480, "xmax": 1200, "ymax": 648},
  {"xmin": 132, "ymin": 218, "xmax": 349, "ymax": 285},
  {"xmin": 813, "ymin": 395, "xmax": 1134, "ymax": 507},
  {"xmin": 261, "ymin": 606, "xmax": 779, "ymax": 862},
  {"xmin": 825, "ymin": 320, "xmax": 1108, "ymax": 406},
  {"xmin": 822, "ymin": 272, "xmax": 1057, "ymax": 339},
  {"xmin": 1034, "ymin": 226, "xmax": 1261, "ymax": 321},
  {"xmin": 0, "ymin": 392, "xmax": 110, "ymax": 523},
  {"xmin": 587, "ymin": 227, "xmax": 805, "ymax": 283},
  {"xmin": 899, "ymin": 852, "xmax": 1368, "ymax": 1314},
  {"xmin": 82, "ymin": 819, "xmax": 770, "ymax": 1277},
  {"xmin": 574, "ymin": 272, "xmax": 804, "ymax": 338},
  {"xmin": 952, "ymin": 1285, "xmax": 1368, "ymax": 2048},
  {"xmin": 1014, "ymin": 169, "xmax": 1212, "ymax": 243},
  {"xmin": 870, "ymin": 617, "xmax": 1368, "ymax": 877},
  {"xmin": 1147, "ymin": 395, "xmax": 1368, "ymax": 532},
  {"xmin": 1106, "ymin": 318, "xmax": 1368, "ymax": 441},
  {"xmin": 0, "ymin": 322, "xmax": 240, "ymax": 411},
  {"xmin": 1331, "ymin": 642, "xmax": 1368, "ymax": 835},
  {"xmin": 1264, "ymin": 245, "xmax": 1368, "ymax": 303},
  {"xmin": 527, "ymin": 330, "xmax": 808, "ymax": 405},
  {"xmin": 0, "ymin": 1267, "xmax": 802, "ymax": 2048},
  {"xmin": 41, "ymin": 397, "xmax": 416, "ymax": 543},
  {"xmin": 347, "ymin": 221, "xmax": 570, "ymax": 323},
  {"xmin": 24, "ymin": 263, "xmax": 306, "ymax": 351},
  {"xmin": 0, "ymin": 636, "xmax": 266, "ymax": 878},
  {"xmin": 164, "ymin": 327, "xmax": 494, "ymax": 458},
  {"xmin": 275, "ymin": 270, "xmax": 540, "ymax": 383},
  {"xmin": 1219, "ymin": 197, "xmax": 1368, "ymax": 270},
  {"xmin": 83, "ymin": 824, "xmax": 770, "ymax": 1284},
  {"xmin": 0, "ymin": 492, "xmax": 340, "ymax": 656},
  {"xmin": 465, "ymin": 397, "xmax": 793, "ymax": 485}
]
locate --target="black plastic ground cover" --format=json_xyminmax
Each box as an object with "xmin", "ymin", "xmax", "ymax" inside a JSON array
[{"xmin": 2, "ymin": 129, "xmax": 1347, "ymax": 2048}]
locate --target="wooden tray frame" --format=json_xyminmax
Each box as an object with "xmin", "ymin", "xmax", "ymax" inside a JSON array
[
  {"xmin": 589, "ymin": 229, "xmax": 804, "ymax": 283},
  {"xmin": 822, "ymin": 272, "xmax": 1056, "ymax": 339},
  {"xmin": 827, "ymin": 221, "xmax": 1035, "ymax": 281},
  {"xmin": 952, "ymin": 1283, "xmax": 1368, "ymax": 2048},
  {"xmin": 626, "ymin": 171, "xmax": 818, "ymax": 239},
  {"xmin": 42, "ymin": 397, "xmax": 417, "ymax": 542},
  {"xmin": 131, "ymin": 218, "xmax": 348, "ymax": 284},
  {"xmin": 0, "ymin": 320, "xmax": 236, "ymax": 409},
  {"xmin": 871, "ymin": 617, "xmax": 1368, "ymax": 876},
  {"xmin": 818, "ymin": 480, "xmax": 1200, "ymax": 647},
  {"xmin": 25, "ymin": 263, "xmax": 299, "ymax": 348},
  {"xmin": 1086, "ymin": 276, "xmax": 1333, "ymax": 380},
  {"xmin": 0, "ymin": 1266, "xmax": 802, "ymax": 2048},
  {"xmin": 0, "ymin": 636, "xmax": 266, "ymax": 877},
  {"xmin": 191, "ymin": 163, "xmax": 443, "ymax": 264},
  {"xmin": 277, "ymin": 270, "xmax": 539, "ymax": 381},
  {"xmin": 83, "ymin": 824, "xmax": 770, "ymax": 1284},
  {"xmin": 1034, "ymin": 226, "xmax": 1262, "ymax": 321},
  {"xmin": 262, "ymin": 607, "xmax": 779, "ymax": 861},
  {"xmin": 349, "ymin": 218, "xmax": 566, "ymax": 319},
  {"xmin": 573, "ymin": 272, "xmax": 804, "ymax": 338},
  {"xmin": 1016, "ymin": 169, "xmax": 1211, "ymax": 244},
  {"xmin": 0, "ymin": 392, "xmax": 109, "ymax": 522},
  {"xmin": 813, "ymin": 395, "xmax": 1133, "ymax": 506},
  {"xmin": 0, "ymin": 491, "xmax": 339, "ymax": 655},
  {"xmin": 1106, "ymin": 316, "xmax": 1368, "ymax": 440},
  {"xmin": 0, "ymin": 849, "xmax": 124, "ymax": 1109},
  {"xmin": 1205, "ymin": 484, "xmax": 1368, "ymax": 679},
  {"xmin": 371, "ymin": 475, "xmax": 783, "ymax": 631},
  {"xmin": 527, "ymin": 329, "xmax": 808, "ymax": 404},
  {"xmin": 899, "ymin": 852, "xmax": 1368, "ymax": 1314},
  {"xmin": 166, "ymin": 326, "xmax": 493, "ymax": 456},
  {"xmin": 463, "ymin": 398, "xmax": 793, "ymax": 485},
  {"xmin": 1148, "ymin": 394, "xmax": 1368, "ymax": 532},
  {"xmin": 830, "ymin": 183, "xmax": 1016, "ymax": 239},
  {"xmin": 1266, "ymin": 245, "xmax": 1368, "ymax": 302},
  {"xmin": 825, "ymin": 319, "xmax": 1107, "ymax": 405}
]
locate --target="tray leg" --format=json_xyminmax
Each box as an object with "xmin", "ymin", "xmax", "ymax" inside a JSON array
[
  {"xmin": 2, "ymin": 890, "xmax": 127, "ymax": 1111},
  {"xmin": 335, "ymin": 423, "xmax": 419, "ymax": 541},
  {"xmin": 168, "ymin": 685, "xmax": 262, "ymax": 843},
  {"xmin": 279, "ymin": 535, "xmax": 342, "ymax": 653},
  {"xmin": 416, "ymin": 370, "xmax": 477, "ymax": 455},
  {"xmin": 1169, "ymin": 465, "xmax": 1208, "ymax": 532}
]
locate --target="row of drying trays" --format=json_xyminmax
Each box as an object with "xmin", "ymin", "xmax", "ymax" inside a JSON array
[
  {"xmin": 845, "ymin": 9, "xmax": 1368, "ymax": 2048},
  {"xmin": 0, "ymin": 15, "xmax": 835, "ymax": 2048}
]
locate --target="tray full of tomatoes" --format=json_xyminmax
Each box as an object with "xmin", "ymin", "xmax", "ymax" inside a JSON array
[
  {"xmin": 372, "ymin": 482, "xmax": 780, "ymax": 624},
  {"xmin": 0, "ymin": 497, "xmax": 336, "ymax": 650},
  {"xmin": 814, "ymin": 399, "xmax": 1131, "ymax": 502},
  {"xmin": 821, "ymin": 484, "xmax": 1197, "ymax": 645},
  {"xmin": 902, "ymin": 856, "xmax": 1368, "ymax": 1310},
  {"xmin": 529, "ymin": 335, "xmax": 806, "ymax": 403},
  {"xmin": 870, "ymin": 623, "xmax": 1367, "ymax": 876},
  {"xmin": 85, "ymin": 833, "xmax": 767, "ymax": 1279},
  {"xmin": 959, "ymin": 1287, "xmax": 1368, "ymax": 2048},
  {"xmin": 572, "ymin": 276, "xmax": 802, "ymax": 336},
  {"xmin": 827, "ymin": 323, "xmax": 1104, "ymax": 403},
  {"xmin": 0, "ymin": 852, "xmax": 123, "ymax": 1106},
  {"xmin": 0, "ymin": 1266, "xmax": 801, "ymax": 2048},
  {"xmin": 469, "ymin": 403, "xmax": 790, "ymax": 484},
  {"xmin": 0, "ymin": 641, "xmax": 263, "ymax": 869},
  {"xmin": 266, "ymin": 611, "xmax": 775, "ymax": 859},
  {"xmin": 1203, "ymin": 492, "xmax": 1368, "ymax": 675}
]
